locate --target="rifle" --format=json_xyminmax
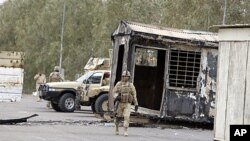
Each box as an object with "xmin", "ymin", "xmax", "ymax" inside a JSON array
[{"xmin": 113, "ymin": 93, "xmax": 121, "ymax": 117}]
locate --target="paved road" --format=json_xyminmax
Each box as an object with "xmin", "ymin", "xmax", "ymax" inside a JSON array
[{"xmin": 0, "ymin": 94, "xmax": 214, "ymax": 141}]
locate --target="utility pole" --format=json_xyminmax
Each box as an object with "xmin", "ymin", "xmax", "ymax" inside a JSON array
[
  {"xmin": 222, "ymin": 0, "xmax": 227, "ymax": 25},
  {"xmin": 59, "ymin": 2, "xmax": 66, "ymax": 70}
]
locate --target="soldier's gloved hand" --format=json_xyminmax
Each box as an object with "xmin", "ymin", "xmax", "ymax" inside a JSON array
[
  {"xmin": 135, "ymin": 105, "xmax": 138, "ymax": 112},
  {"xmin": 114, "ymin": 96, "xmax": 121, "ymax": 102}
]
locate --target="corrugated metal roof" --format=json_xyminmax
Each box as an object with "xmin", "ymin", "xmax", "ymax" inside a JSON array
[{"xmin": 121, "ymin": 21, "xmax": 218, "ymax": 42}]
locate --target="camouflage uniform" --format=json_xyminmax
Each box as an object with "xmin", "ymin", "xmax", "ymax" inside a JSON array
[
  {"xmin": 49, "ymin": 72, "xmax": 63, "ymax": 82},
  {"xmin": 102, "ymin": 72, "xmax": 110, "ymax": 86},
  {"xmin": 75, "ymin": 86, "xmax": 83, "ymax": 111},
  {"xmin": 34, "ymin": 73, "xmax": 46, "ymax": 101},
  {"xmin": 47, "ymin": 66, "xmax": 64, "ymax": 108},
  {"xmin": 113, "ymin": 71, "xmax": 138, "ymax": 136}
]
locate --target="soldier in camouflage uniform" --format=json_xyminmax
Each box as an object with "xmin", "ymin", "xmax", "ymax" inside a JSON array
[
  {"xmin": 102, "ymin": 72, "xmax": 110, "ymax": 86},
  {"xmin": 47, "ymin": 66, "xmax": 64, "ymax": 108},
  {"xmin": 34, "ymin": 71, "xmax": 46, "ymax": 102},
  {"xmin": 49, "ymin": 66, "xmax": 64, "ymax": 82},
  {"xmin": 75, "ymin": 86, "xmax": 83, "ymax": 111},
  {"xmin": 113, "ymin": 70, "xmax": 138, "ymax": 136}
]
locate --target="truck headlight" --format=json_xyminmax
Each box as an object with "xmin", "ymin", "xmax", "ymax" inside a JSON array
[{"xmin": 48, "ymin": 87, "xmax": 56, "ymax": 91}]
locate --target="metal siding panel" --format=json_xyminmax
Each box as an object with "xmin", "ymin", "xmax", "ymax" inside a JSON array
[
  {"xmin": 0, "ymin": 68, "xmax": 23, "ymax": 102},
  {"xmin": 214, "ymin": 42, "xmax": 230, "ymax": 140},
  {"xmin": 225, "ymin": 42, "xmax": 248, "ymax": 141},
  {"xmin": 218, "ymin": 28, "xmax": 250, "ymax": 41},
  {"xmin": 244, "ymin": 42, "xmax": 250, "ymax": 124},
  {"xmin": 108, "ymin": 39, "xmax": 119, "ymax": 110}
]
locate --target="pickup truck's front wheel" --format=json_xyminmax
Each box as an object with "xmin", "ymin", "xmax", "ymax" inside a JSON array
[
  {"xmin": 58, "ymin": 93, "xmax": 75, "ymax": 112},
  {"xmin": 51, "ymin": 102, "xmax": 61, "ymax": 112},
  {"xmin": 95, "ymin": 93, "xmax": 108, "ymax": 113}
]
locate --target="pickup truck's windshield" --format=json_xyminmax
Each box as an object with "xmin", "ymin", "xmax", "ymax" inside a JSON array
[{"xmin": 76, "ymin": 72, "xmax": 94, "ymax": 83}]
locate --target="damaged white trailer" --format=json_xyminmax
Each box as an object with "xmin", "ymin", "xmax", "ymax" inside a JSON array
[
  {"xmin": 109, "ymin": 21, "xmax": 218, "ymax": 123},
  {"xmin": 0, "ymin": 51, "xmax": 24, "ymax": 102}
]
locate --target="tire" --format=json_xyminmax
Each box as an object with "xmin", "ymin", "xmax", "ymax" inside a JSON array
[
  {"xmin": 94, "ymin": 93, "xmax": 109, "ymax": 113},
  {"xmin": 51, "ymin": 102, "xmax": 61, "ymax": 112},
  {"xmin": 58, "ymin": 93, "xmax": 75, "ymax": 112},
  {"xmin": 91, "ymin": 101, "xmax": 96, "ymax": 113}
]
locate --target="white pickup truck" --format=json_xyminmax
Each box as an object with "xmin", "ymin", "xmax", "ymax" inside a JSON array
[{"xmin": 39, "ymin": 58, "xmax": 111, "ymax": 113}]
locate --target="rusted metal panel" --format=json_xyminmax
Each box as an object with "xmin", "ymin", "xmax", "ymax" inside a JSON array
[
  {"xmin": 0, "ymin": 51, "xmax": 24, "ymax": 102},
  {"xmin": 197, "ymin": 49, "xmax": 218, "ymax": 118},
  {"xmin": 166, "ymin": 90, "xmax": 196, "ymax": 116}
]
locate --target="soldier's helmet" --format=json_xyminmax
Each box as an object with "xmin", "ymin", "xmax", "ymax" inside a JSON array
[
  {"xmin": 104, "ymin": 72, "xmax": 110, "ymax": 78},
  {"xmin": 122, "ymin": 70, "xmax": 131, "ymax": 77},
  {"xmin": 54, "ymin": 66, "xmax": 60, "ymax": 71}
]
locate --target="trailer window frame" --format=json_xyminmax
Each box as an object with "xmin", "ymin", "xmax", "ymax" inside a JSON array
[
  {"xmin": 135, "ymin": 48, "xmax": 158, "ymax": 67},
  {"xmin": 169, "ymin": 49, "xmax": 201, "ymax": 89}
]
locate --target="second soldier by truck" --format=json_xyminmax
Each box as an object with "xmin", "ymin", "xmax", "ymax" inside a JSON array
[{"xmin": 47, "ymin": 66, "xmax": 64, "ymax": 108}]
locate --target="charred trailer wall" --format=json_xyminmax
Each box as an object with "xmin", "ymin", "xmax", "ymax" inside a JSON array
[
  {"xmin": 160, "ymin": 45, "xmax": 218, "ymax": 122},
  {"xmin": 109, "ymin": 21, "xmax": 218, "ymax": 123}
]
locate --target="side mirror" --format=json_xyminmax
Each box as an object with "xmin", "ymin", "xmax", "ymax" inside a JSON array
[
  {"xmin": 83, "ymin": 79, "xmax": 91, "ymax": 84},
  {"xmin": 85, "ymin": 84, "xmax": 90, "ymax": 91}
]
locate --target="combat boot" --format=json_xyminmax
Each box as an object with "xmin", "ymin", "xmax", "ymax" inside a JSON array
[
  {"xmin": 75, "ymin": 105, "xmax": 81, "ymax": 111},
  {"xmin": 124, "ymin": 127, "xmax": 128, "ymax": 136},
  {"xmin": 115, "ymin": 124, "xmax": 119, "ymax": 135},
  {"xmin": 46, "ymin": 101, "xmax": 51, "ymax": 108}
]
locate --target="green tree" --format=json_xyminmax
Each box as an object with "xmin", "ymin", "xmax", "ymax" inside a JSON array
[{"xmin": 0, "ymin": 0, "xmax": 249, "ymax": 93}]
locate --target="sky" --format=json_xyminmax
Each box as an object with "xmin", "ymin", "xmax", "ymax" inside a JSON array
[{"xmin": 0, "ymin": 0, "xmax": 6, "ymax": 5}]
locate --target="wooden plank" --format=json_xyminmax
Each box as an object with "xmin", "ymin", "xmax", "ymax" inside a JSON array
[
  {"xmin": 214, "ymin": 42, "xmax": 230, "ymax": 140},
  {"xmin": 225, "ymin": 42, "xmax": 248, "ymax": 141},
  {"xmin": 122, "ymin": 36, "xmax": 130, "ymax": 71},
  {"xmin": 244, "ymin": 42, "xmax": 250, "ymax": 124},
  {"xmin": 160, "ymin": 49, "xmax": 169, "ymax": 117},
  {"xmin": 108, "ymin": 38, "xmax": 120, "ymax": 110}
]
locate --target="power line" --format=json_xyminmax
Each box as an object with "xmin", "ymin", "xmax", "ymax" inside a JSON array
[
  {"xmin": 59, "ymin": 2, "xmax": 66, "ymax": 69},
  {"xmin": 222, "ymin": 0, "xmax": 227, "ymax": 25}
]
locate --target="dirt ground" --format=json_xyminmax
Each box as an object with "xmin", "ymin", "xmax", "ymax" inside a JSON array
[{"xmin": 0, "ymin": 94, "xmax": 213, "ymax": 141}]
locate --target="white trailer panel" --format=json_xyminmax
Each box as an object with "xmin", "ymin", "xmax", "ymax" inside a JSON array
[{"xmin": 0, "ymin": 51, "xmax": 24, "ymax": 102}]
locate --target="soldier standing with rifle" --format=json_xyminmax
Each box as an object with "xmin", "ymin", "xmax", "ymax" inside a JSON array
[
  {"xmin": 34, "ymin": 71, "xmax": 46, "ymax": 102},
  {"xmin": 112, "ymin": 70, "xmax": 139, "ymax": 136},
  {"xmin": 47, "ymin": 66, "xmax": 64, "ymax": 108}
]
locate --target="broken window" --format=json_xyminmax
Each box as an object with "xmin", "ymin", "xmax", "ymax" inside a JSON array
[
  {"xmin": 135, "ymin": 48, "xmax": 157, "ymax": 67},
  {"xmin": 169, "ymin": 49, "xmax": 201, "ymax": 89}
]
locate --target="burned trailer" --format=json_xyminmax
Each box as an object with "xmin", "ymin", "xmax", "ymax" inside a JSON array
[{"xmin": 109, "ymin": 21, "xmax": 218, "ymax": 123}]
